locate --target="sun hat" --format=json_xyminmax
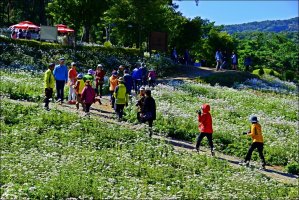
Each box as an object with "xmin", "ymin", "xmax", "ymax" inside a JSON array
[
  {"xmin": 250, "ymin": 116, "xmax": 258, "ymax": 123},
  {"xmin": 88, "ymin": 69, "xmax": 95, "ymax": 75},
  {"xmin": 77, "ymin": 73, "xmax": 83, "ymax": 79},
  {"xmin": 139, "ymin": 86, "xmax": 145, "ymax": 91},
  {"xmin": 71, "ymin": 62, "xmax": 76, "ymax": 66},
  {"xmin": 112, "ymin": 71, "xmax": 118, "ymax": 76}
]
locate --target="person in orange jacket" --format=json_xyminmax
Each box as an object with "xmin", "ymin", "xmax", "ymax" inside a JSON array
[
  {"xmin": 242, "ymin": 116, "xmax": 266, "ymax": 169},
  {"xmin": 195, "ymin": 103, "xmax": 214, "ymax": 156}
]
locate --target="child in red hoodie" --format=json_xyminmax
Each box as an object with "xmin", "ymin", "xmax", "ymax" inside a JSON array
[{"xmin": 195, "ymin": 103, "xmax": 214, "ymax": 156}]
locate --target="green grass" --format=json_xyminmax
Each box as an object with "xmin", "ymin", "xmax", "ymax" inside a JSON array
[{"xmin": 0, "ymin": 100, "xmax": 298, "ymax": 199}]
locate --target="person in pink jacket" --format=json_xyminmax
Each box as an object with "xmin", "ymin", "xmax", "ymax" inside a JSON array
[{"xmin": 81, "ymin": 80, "xmax": 95, "ymax": 115}]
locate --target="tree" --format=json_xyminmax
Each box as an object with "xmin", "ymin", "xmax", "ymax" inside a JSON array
[{"xmin": 47, "ymin": 0, "xmax": 108, "ymax": 42}]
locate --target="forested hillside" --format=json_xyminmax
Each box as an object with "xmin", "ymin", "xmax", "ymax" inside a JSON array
[{"xmin": 223, "ymin": 17, "xmax": 298, "ymax": 34}]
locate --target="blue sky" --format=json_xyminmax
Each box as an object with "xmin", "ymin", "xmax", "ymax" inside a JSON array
[{"xmin": 175, "ymin": 1, "xmax": 298, "ymax": 25}]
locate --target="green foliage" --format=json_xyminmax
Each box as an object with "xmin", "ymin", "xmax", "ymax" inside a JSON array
[
  {"xmin": 252, "ymin": 68, "xmax": 281, "ymax": 78},
  {"xmin": 0, "ymin": 37, "xmax": 139, "ymax": 72},
  {"xmin": 1, "ymin": 100, "xmax": 297, "ymax": 198},
  {"xmin": 286, "ymin": 162, "xmax": 299, "ymax": 175},
  {"xmin": 103, "ymin": 41, "xmax": 112, "ymax": 48},
  {"xmin": 201, "ymin": 71, "xmax": 259, "ymax": 87},
  {"xmin": 258, "ymin": 67, "xmax": 265, "ymax": 76},
  {"xmin": 284, "ymin": 70, "xmax": 295, "ymax": 81}
]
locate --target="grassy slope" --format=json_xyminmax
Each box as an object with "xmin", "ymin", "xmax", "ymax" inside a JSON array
[{"xmin": 0, "ymin": 101, "xmax": 298, "ymax": 199}]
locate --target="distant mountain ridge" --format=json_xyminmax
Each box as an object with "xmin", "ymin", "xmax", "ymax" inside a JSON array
[{"xmin": 223, "ymin": 17, "xmax": 298, "ymax": 34}]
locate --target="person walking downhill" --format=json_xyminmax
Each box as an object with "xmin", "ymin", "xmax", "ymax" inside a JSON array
[
  {"xmin": 68, "ymin": 62, "xmax": 77, "ymax": 104},
  {"xmin": 43, "ymin": 63, "xmax": 55, "ymax": 111},
  {"xmin": 81, "ymin": 80, "xmax": 95, "ymax": 116},
  {"xmin": 109, "ymin": 71, "xmax": 119, "ymax": 109},
  {"xmin": 140, "ymin": 89, "xmax": 156, "ymax": 137},
  {"xmin": 53, "ymin": 58, "xmax": 68, "ymax": 103},
  {"xmin": 195, "ymin": 104, "xmax": 215, "ymax": 156},
  {"xmin": 241, "ymin": 116, "xmax": 266, "ymax": 169},
  {"xmin": 74, "ymin": 73, "xmax": 85, "ymax": 111},
  {"xmin": 136, "ymin": 86, "xmax": 146, "ymax": 122},
  {"xmin": 114, "ymin": 77, "xmax": 128, "ymax": 121},
  {"xmin": 95, "ymin": 64, "xmax": 106, "ymax": 97}
]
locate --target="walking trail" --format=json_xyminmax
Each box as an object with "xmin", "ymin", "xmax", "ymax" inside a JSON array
[{"xmin": 5, "ymin": 97, "xmax": 298, "ymax": 186}]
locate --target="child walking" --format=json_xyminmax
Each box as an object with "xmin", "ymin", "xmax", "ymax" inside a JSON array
[
  {"xmin": 195, "ymin": 103, "xmax": 214, "ymax": 156},
  {"xmin": 81, "ymin": 80, "xmax": 95, "ymax": 115},
  {"xmin": 74, "ymin": 73, "xmax": 85, "ymax": 111},
  {"xmin": 242, "ymin": 116, "xmax": 266, "ymax": 169}
]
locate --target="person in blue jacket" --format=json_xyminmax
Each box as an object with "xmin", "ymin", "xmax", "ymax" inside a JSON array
[
  {"xmin": 123, "ymin": 69, "xmax": 133, "ymax": 95},
  {"xmin": 132, "ymin": 63, "xmax": 142, "ymax": 94},
  {"xmin": 53, "ymin": 57, "xmax": 68, "ymax": 103}
]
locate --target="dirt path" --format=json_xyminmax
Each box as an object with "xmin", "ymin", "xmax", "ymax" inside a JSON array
[{"xmin": 3, "ymin": 97, "xmax": 298, "ymax": 185}]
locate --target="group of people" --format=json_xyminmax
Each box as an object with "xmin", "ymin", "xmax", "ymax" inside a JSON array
[
  {"xmin": 11, "ymin": 28, "xmax": 39, "ymax": 40},
  {"xmin": 215, "ymin": 49, "xmax": 239, "ymax": 71},
  {"xmin": 44, "ymin": 58, "xmax": 157, "ymax": 136},
  {"xmin": 44, "ymin": 58, "xmax": 265, "ymax": 163},
  {"xmin": 195, "ymin": 104, "xmax": 266, "ymax": 169}
]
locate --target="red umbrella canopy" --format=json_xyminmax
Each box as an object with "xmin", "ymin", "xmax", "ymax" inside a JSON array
[
  {"xmin": 9, "ymin": 21, "xmax": 40, "ymax": 30},
  {"xmin": 55, "ymin": 24, "xmax": 74, "ymax": 33}
]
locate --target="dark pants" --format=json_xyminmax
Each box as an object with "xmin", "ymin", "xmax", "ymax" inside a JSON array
[
  {"xmin": 56, "ymin": 80, "xmax": 65, "ymax": 102},
  {"xmin": 85, "ymin": 103, "xmax": 92, "ymax": 113},
  {"xmin": 245, "ymin": 142, "xmax": 266, "ymax": 165},
  {"xmin": 196, "ymin": 132, "xmax": 214, "ymax": 151},
  {"xmin": 115, "ymin": 104, "xmax": 125, "ymax": 119},
  {"xmin": 44, "ymin": 88, "xmax": 53, "ymax": 108},
  {"xmin": 148, "ymin": 79, "xmax": 156, "ymax": 87},
  {"xmin": 96, "ymin": 84, "xmax": 103, "ymax": 97},
  {"xmin": 110, "ymin": 91, "xmax": 115, "ymax": 109},
  {"xmin": 134, "ymin": 79, "xmax": 141, "ymax": 94}
]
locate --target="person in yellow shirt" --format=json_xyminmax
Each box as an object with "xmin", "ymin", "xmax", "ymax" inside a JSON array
[
  {"xmin": 44, "ymin": 63, "xmax": 55, "ymax": 111},
  {"xmin": 242, "ymin": 116, "xmax": 266, "ymax": 169}
]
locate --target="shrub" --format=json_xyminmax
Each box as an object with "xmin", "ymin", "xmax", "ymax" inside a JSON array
[
  {"xmin": 284, "ymin": 70, "xmax": 295, "ymax": 81},
  {"xmin": 258, "ymin": 67, "xmax": 265, "ymax": 76},
  {"xmin": 202, "ymin": 71, "xmax": 259, "ymax": 87},
  {"xmin": 286, "ymin": 161, "xmax": 299, "ymax": 175},
  {"xmin": 269, "ymin": 69, "xmax": 275, "ymax": 76}
]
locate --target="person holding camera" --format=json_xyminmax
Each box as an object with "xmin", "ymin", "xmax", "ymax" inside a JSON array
[
  {"xmin": 241, "ymin": 116, "xmax": 266, "ymax": 169},
  {"xmin": 195, "ymin": 104, "xmax": 214, "ymax": 156}
]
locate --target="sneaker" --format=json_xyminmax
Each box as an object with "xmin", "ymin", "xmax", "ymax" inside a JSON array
[
  {"xmin": 239, "ymin": 161, "xmax": 249, "ymax": 167},
  {"xmin": 261, "ymin": 163, "xmax": 266, "ymax": 169}
]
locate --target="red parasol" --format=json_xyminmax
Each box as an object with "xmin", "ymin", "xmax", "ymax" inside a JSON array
[
  {"xmin": 55, "ymin": 24, "xmax": 74, "ymax": 33},
  {"xmin": 9, "ymin": 21, "xmax": 40, "ymax": 30}
]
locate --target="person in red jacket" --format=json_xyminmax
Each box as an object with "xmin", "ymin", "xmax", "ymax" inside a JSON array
[
  {"xmin": 81, "ymin": 80, "xmax": 95, "ymax": 115},
  {"xmin": 195, "ymin": 103, "xmax": 214, "ymax": 156}
]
